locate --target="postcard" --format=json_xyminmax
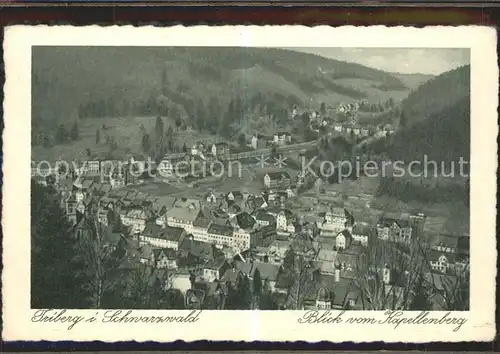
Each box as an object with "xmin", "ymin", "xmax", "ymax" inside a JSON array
[{"xmin": 2, "ymin": 25, "xmax": 497, "ymax": 342}]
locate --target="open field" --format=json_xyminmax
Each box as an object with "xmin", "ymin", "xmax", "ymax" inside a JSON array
[{"xmin": 32, "ymin": 116, "xmax": 223, "ymax": 162}]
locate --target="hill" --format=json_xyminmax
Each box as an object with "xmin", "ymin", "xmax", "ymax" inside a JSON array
[
  {"xmin": 32, "ymin": 47, "xmax": 423, "ymax": 126},
  {"xmin": 399, "ymin": 65, "xmax": 470, "ymax": 126},
  {"xmin": 387, "ymin": 65, "xmax": 470, "ymax": 163},
  {"xmin": 391, "ymin": 73, "xmax": 434, "ymax": 90}
]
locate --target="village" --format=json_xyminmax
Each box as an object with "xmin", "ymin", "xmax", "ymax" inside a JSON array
[{"xmin": 31, "ymin": 100, "xmax": 470, "ymax": 311}]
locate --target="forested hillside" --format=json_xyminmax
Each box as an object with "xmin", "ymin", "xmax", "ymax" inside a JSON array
[
  {"xmin": 32, "ymin": 47, "xmax": 421, "ymax": 142},
  {"xmin": 399, "ymin": 65, "xmax": 470, "ymax": 127},
  {"xmin": 387, "ymin": 65, "xmax": 470, "ymax": 163}
]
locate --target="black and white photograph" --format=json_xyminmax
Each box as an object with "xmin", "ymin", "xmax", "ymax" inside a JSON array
[
  {"xmin": 2, "ymin": 25, "xmax": 496, "ymax": 343},
  {"xmin": 30, "ymin": 45, "xmax": 471, "ymax": 311}
]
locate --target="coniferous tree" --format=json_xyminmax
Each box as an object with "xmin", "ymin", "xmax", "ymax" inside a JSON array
[
  {"xmin": 70, "ymin": 121, "xmax": 79, "ymax": 141},
  {"xmin": 96, "ymin": 128, "xmax": 101, "ymax": 144},
  {"xmin": 142, "ymin": 133, "xmax": 151, "ymax": 154},
  {"xmin": 195, "ymin": 100, "xmax": 205, "ymax": 131},
  {"xmin": 253, "ymin": 268, "xmax": 262, "ymax": 297},
  {"xmin": 400, "ymin": 111, "xmax": 408, "ymax": 128},
  {"xmin": 320, "ymin": 102, "xmax": 326, "ymax": 116},
  {"xmin": 31, "ymin": 181, "xmax": 90, "ymax": 308},
  {"xmin": 233, "ymin": 96, "xmax": 243, "ymax": 123},
  {"xmin": 56, "ymin": 124, "xmax": 69, "ymax": 143}
]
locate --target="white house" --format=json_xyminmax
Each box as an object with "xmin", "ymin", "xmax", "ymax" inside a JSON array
[
  {"xmin": 376, "ymin": 216, "xmax": 412, "ymax": 244},
  {"xmin": 120, "ymin": 209, "xmax": 148, "ymax": 234},
  {"xmin": 351, "ymin": 224, "xmax": 372, "ymax": 246},
  {"xmin": 263, "ymin": 172, "xmax": 291, "ymax": 189},
  {"xmin": 276, "ymin": 211, "xmax": 288, "ymax": 232},
  {"xmin": 202, "ymin": 259, "xmax": 230, "ymax": 282},
  {"xmin": 157, "ymin": 158, "xmax": 173, "ymax": 177},
  {"xmin": 166, "ymin": 200, "xmax": 201, "ymax": 234},
  {"xmin": 323, "ymin": 207, "xmax": 351, "ymax": 233},
  {"xmin": 205, "ymin": 191, "xmax": 217, "ymax": 204},
  {"xmin": 335, "ymin": 230, "xmax": 352, "ymax": 251},
  {"xmin": 251, "ymin": 135, "xmax": 259, "ymax": 149}
]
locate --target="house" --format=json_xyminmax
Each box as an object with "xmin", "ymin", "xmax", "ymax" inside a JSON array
[
  {"xmin": 250, "ymin": 135, "xmax": 259, "ymax": 149},
  {"xmin": 226, "ymin": 191, "xmax": 243, "ymax": 203},
  {"xmin": 157, "ymin": 158, "xmax": 173, "ymax": 177},
  {"xmin": 86, "ymin": 160, "xmax": 101, "ymax": 175},
  {"xmin": 185, "ymin": 288, "xmax": 206, "ymax": 309},
  {"xmin": 246, "ymin": 195, "xmax": 268, "ymax": 211},
  {"xmin": 301, "ymin": 270, "xmax": 361, "ymax": 310},
  {"xmin": 97, "ymin": 208, "xmax": 113, "ymax": 227},
  {"xmin": 202, "ymin": 258, "xmax": 231, "ymax": 282},
  {"xmin": 335, "ymin": 229, "xmax": 352, "ymax": 251},
  {"xmin": 65, "ymin": 194, "xmax": 79, "ymax": 226},
  {"xmin": 190, "ymin": 143, "xmax": 202, "ymax": 156},
  {"xmin": 314, "ymin": 246, "xmax": 338, "ymax": 275},
  {"xmin": 153, "ymin": 248, "xmax": 178, "ymax": 269},
  {"xmin": 220, "ymin": 269, "xmax": 244, "ymax": 290},
  {"xmin": 139, "ymin": 244, "xmax": 155, "ymax": 266},
  {"xmin": 428, "ymin": 234, "xmax": 469, "ymax": 274},
  {"xmin": 351, "ymin": 224, "xmax": 372, "ymax": 246},
  {"xmin": 178, "ymin": 237, "xmax": 215, "ymax": 263},
  {"xmin": 431, "ymin": 234, "xmax": 470, "ymax": 255},
  {"xmin": 263, "ymin": 172, "xmax": 291, "ymax": 189},
  {"xmin": 166, "ymin": 199, "xmax": 201, "ymax": 233},
  {"xmin": 360, "ymin": 127, "xmax": 370, "ymax": 137},
  {"xmin": 232, "ymin": 227, "xmax": 258, "ymax": 252},
  {"xmin": 376, "ymin": 215, "xmax": 412, "ymax": 244},
  {"xmin": 104, "ymin": 229, "xmax": 123, "ymax": 251},
  {"xmin": 321, "ymin": 206, "xmax": 353, "ymax": 233},
  {"xmin": 235, "ymin": 261, "xmax": 281, "ymax": 292},
  {"xmin": 191, "ymin": 215, "xmax": 211, "ymax": 243},
  {"xmin": 120, "ymin": 208, "xmax": 149, "ymax": 234},
  {"xmin": 211, "ymin": 142, "xmax": 230, "ymax": 159},
  {"xmin": 273, "ymin": 132, "xmax": 292, "ymax": 146},
  {"xmin": 352, "ymin": 125, "xmax": 361, "ymax": 136},
  {"xmin": 333, "ymin": 123, "xmax": 343, "ymax": 133},
  {"xmin": 276, "ymin": 210, "xmax": 294, "ymax": 232},
  {"xmin": 73, "ymin": 216, "xmax": 93, "ymax": 242},
  {"xmin": 266, "ymin": 240, "xmax": 289, "ymax": 264},
  {"xmin": 254, "ymin": 211, "xmax": 276, "ymax": 227},
  {"xmin": 139, "ymin": 222, "xmax": 186, "ymax": 250},
  {"xmin": 205, "ymin": 190, "xmax": 217, "ymax": 204},
  {"xmin": 171, "ymin": 270, "xmax": 193, "ymax": 294},
  {"xmin": 207, "ymin": 224, "xmax": 234, "ymax": 248}
]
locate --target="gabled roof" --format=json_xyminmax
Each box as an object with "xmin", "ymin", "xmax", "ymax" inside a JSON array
[
  {"xmin": 254, "ymin": 211, "xmax": 276, "ymax": 223},
  {"xmin": 377, "ymin": 217, "xmax": 410, "ymax": 228},
  {"xmin": 153, "ymin": 248, "xmax": 177, "ymax": 260},
  {"xmin": 235, "ymin": 212, "xmax": 256, "ymax": 230},
  {"xmin": 265, "ymin": 171, "xmax": 291, "ymax": 181},
  {"xmin": 142, "ymin": 222, "xmax": 185, "ymax": 242},
  {"xmin": 234, "ymin": 261, "xmax": 281, "ymax": 282},
  {"xmin": 204, "ymin": 257, "xmax": 227, "ymax": 270},
  {"xmin": 193, "ymin": 215, "xmax": 212, "ymax": 228},
  {"xmin": 208, "ymin": 224, "xmax": 233, "ymax": 237},
  {"xmin": 213, "ymin": 142, "xmax": 229, "ymax": 148},
  {"xmin": 166, "ymin": 207, "xmax": 200, "ymax": 223},
  {"xmin": 179, "ymin": 238, "xmax": 214, "ymax": 260}
]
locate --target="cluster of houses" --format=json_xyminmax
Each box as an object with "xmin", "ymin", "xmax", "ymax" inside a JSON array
[{"xmin": 33, "ymin": 144, "xmax": 467, "ymax": 311}]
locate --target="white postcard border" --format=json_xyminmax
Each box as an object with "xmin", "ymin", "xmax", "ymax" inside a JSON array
[{"xmin": 2, "ymin": 25, "xmax": 497, "ymax": 342}]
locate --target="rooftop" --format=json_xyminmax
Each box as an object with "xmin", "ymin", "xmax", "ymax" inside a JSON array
[
  {"xmin": 208, "ymin": 224, "xmax": 234, "ymax": 237},
  {"xmin": 142, "ymin": 222, "xmax": 185, "ymax": 242},
  {"xmin": 166, "ymin": 206, "xmax": 200, "ymax": 223}
]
